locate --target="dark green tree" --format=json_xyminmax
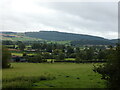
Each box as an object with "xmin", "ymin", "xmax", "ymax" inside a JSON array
[
  {"xmin": 2, "ymin": 46, "xmax": 11, "ymax": 68},
  {"xmin": 97, "ymin": 49, "xmax": 107, "ymax": 60},
  {"xmin": 75, "ymin": 56, "xmax": 81, "ymax": 63},
  {"xmin": 66, "ymin": 46, "xmax": 74, "ymax": 58},
  {"xmin": 55, "ymin": 52, "xmax": 65, "ymax": 61},
  {"xmin": 32, "ymin": 43, "xmax": 41, "ymax": 51},
  {"xmin": 46, "ymin": 44, "xmax": 53, "ymax": 53},
  {"xmin": 18, "ymin": 43, "xmax": 25, "ymax": 51},
  {"xmin": 76, "ymin": 51, "xmax": 86, "ymax": 61},
  {"xmin": 23, "ymin": 52, "xmax": 27, "ymax": 57},
  {"xmin": 2, "ymin": 40, "xmax": 13, "ymax": 45},
  {"xmin": 84, "ymin": 48, "xmax": 94, "ymax": 60},
  {"xmin": 59, "ymin": 52, "xmax": 65, "ymax": 60},
  {"xmin": 42, "ymin": 52, "xmax": 52, "ymax": 59}
]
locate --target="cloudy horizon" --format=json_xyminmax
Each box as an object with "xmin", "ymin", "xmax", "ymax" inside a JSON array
[{"xmin": 0, "ymin": 0, "xmax": 118, "ymax": 39}]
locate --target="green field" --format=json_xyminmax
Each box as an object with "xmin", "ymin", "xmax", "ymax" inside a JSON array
[
  {"xmin": 2, "ymin": 35, "xmax": 42, "ymax": 41},
  {"xmin": 11, "ymin": 53, "xmax": 36, "ymax": 56},
  {"xmin": 2, "ymin": 63, "xmax": 106, "ymax": 88}
]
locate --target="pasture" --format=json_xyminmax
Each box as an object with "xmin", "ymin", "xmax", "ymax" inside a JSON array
[{"xmin": 2, "ymin": 63, "xmax": 106, "ymax": 88}]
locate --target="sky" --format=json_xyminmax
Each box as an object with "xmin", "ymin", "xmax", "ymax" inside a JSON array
[{"xmin": 0, "ymin": 0, "xmax": 118, "ymax": 39}]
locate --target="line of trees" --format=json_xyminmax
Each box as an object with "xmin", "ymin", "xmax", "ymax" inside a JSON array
[
  {"xmin": 18, "ymin": 43, "xmax": 112, "ymax": 63},
  {"xmin": 2, "ymin": 40, "xmax": 115, "ymax": 63}
]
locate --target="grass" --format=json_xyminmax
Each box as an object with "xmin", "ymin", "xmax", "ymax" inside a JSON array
[
  {"xmin": 2, "ymin": 36, "xmax": 42, "ymax": 41},
  {"xmin": 11, "ymin": 53, "xmax": 23, "ymax": 56},
  {"xmin": 11, "ymin": 53, "xmax": 36, "ymax": 56},
  {"xmin": 47, "ymin": 58, "xmax": 75, "ymax": 62},
  {"xmin": 2, "ymin": 63, "xmax": 106, "ymax": 88},
  {"xmin": 65, "ymin": 58, "xmax": 75, "ymax": 61}
]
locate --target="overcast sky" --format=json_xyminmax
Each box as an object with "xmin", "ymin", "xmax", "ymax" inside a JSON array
[{"xmin": 0, "ymin": 0, "xmax": 118, "ymax": 39}]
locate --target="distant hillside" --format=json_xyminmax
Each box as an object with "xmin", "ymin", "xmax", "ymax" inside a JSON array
[
  {"xmin": 2, "ymin": 31, "xmax": 117, "ymax": 45},
  {"xmin": 24, "ymin": 31, "xmax": 115, "ymax": 45},
  {"xmin": 110, "ymin": 39, "xmax": 120, "ymax": 44},
  {"xmin": 1, "ymin": 32, "xmax": 42, "ymax": 41},
  {"xmin": 1, "ymin": 31, "xmax": 17, "ymax": 34},
  {"xmin": 25, "ymin": 31, "xmax": 106, "ymax": 41}
]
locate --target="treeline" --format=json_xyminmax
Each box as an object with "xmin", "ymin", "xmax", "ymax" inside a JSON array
[
  {"xmin": 3, "ymin": 40, "xmax": 115, "ymax": 63},
  {"xmin": 2, "ymin": 40, "xmax": 44, "ymax": 45},
  {"xmin": 71, "ymin": 39, "xmax": 114, "ymax": 46}
]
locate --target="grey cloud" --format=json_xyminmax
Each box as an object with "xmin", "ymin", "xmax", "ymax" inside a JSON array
[{"xmin": 0, "ymin": 1, "xmax": 118, "ymax": 39}]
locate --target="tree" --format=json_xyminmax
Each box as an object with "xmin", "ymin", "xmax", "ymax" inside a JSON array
[
  {"xmin": 23, "ymin": 52, "xmax": 27, "ymax": 57},
  {"xmin": 75, "ymin": 56, "xmax": 81, "ymax": 63},
  {"xmin": 26, "ymin": 53, "xmax": 47, "ymax": 63},
  {"xmin": 84, "ymin": 48, "xmax": 94, "ymax": 60},
  {"xmin": 76, "ymin": 50, "xmax": 86, "ymax": 60},
  {"xmin": 16, "ymin": 41, "xmax": 23, "ymax": 45},
  {"xmin": 97, "ymin": 49, "xmax": 107, "ymax": 60},
  {"xmin": 35, "ymin": 54, "xmax": 43, "ymax": 63},
  {"xmin": 42, "ymin": 52, "xmax": 52, "ymax": 59},
  {"xmin": 53, "ymin": 49, "xmax": 62, "ymax": 55},
  {"xmin": 18, "ymin": 43, "xmax": 25, "ymax": 51},
  {"xmin": 55, "ymin": 52, "xmax": 65, "ymax": 61},
  {"xmin": 93, "ymin": 44, "xmax": 120, "ymax": 88},
  {"xmin": 66, "ymin": 46, "xmax": 74, "ymax": 58},
  {"xmin": 46, "ymin": 44, "xmax": 53, "ymax": 53},
  {"xmin": 59, "ymin": 52, "xmax": 65, "ymax": 60},
  {"xmin": 67, "ymin": 46, "xmax": 74, "ymax": 54},
  {"xmin": 75, "ymin": 47, "xmax": 80, "ymax": 53},
  {"xmin": 2, "ymin": 40, "xmax": 13, "ymax": 45},
  {"xmin": 32, "ymin": 43, "xmax": 41, "ymax": 51},
  {"xmin": 2, "ymin": 46, "xmax": 11, "ymax": 68}
]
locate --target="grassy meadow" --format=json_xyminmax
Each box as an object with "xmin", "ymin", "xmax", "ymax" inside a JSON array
[
  {"xmin": 11, "ymin": 53, "xmax": 36, "ymax": 56},
  {"xmin": 2, "ymin": 63, "xmax": 106, "ymax": 88}
]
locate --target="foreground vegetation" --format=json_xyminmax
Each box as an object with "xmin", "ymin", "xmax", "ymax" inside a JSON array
[
  {"xmin": 3, "ymin": 63, "xmax": 106, "ymax": 88},
  {"xmin": 2, "ymin": 39, "xmax": 119, "ymax": 88},
  {"xmin": 93, "ymin": 44, "xmax": 120, "ymax": 88}
]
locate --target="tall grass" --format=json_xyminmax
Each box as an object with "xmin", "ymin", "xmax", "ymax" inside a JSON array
[
  {"xmin": 3, "ymin": 73, "xmax": 55, "ymax": 88},
  {"xmin": 2, "ymin": 63, "xmax": 106, "ymax": 88}
]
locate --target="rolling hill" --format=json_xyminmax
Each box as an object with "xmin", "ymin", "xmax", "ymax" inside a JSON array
[
  {"xmin": 1, "ymin": 31, "xmax": 118, "ymax": 45},
  {"xmin": 25, "ymin": 31, "xmax": 107, "ymax": 41},
  {"xmin": 1, "ymin": 32, "xmax": 42, "ymax": 41},
  {"xmin": 25, "ymin": 31, "xmax": 116, "ymax": 45}
]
